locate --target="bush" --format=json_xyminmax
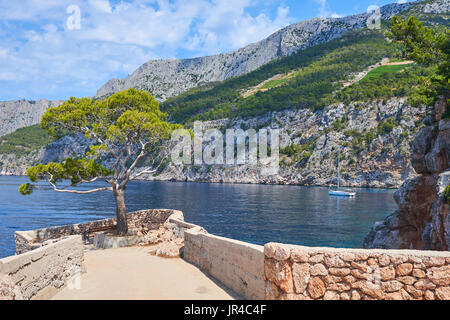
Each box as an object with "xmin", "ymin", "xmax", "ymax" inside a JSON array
[
  {"xmin": 444, "ymin": 185, "xmax": 450, "ymax": 204},
  {"xmin": 377, "ymin": 119, "xmax": 397, "ymax": 135},
  {"xmin": 280, "ymin": 139, "xmax": 317, "ymax": 164}
]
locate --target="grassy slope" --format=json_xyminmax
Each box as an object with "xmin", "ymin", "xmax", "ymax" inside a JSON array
[{"xmin": 360, "ymin": 64, "xmax": 412, "ymax": 82}]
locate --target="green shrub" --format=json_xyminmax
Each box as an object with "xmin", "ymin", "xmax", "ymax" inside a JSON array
[
  {"xmin": 333, "ymin": 117, "xmax": 348, "ymax": 131},
  {"xmin": 443, "ymin": 185, "xmax": 450, "ymax": 204},
  {"xmin": 344, "ymin": 129, "xmax": 361, "ymax": 137},
  {"xmin": 377, "ymin": 119, "xmax": 398, "ymax": 135},
  {"xmin": 365, "ymin": 131, "xmax": 376, "ymax": 145},
  {"xmin": 280, "ymin": 139, "xmax": 317, "ymax": 164}
]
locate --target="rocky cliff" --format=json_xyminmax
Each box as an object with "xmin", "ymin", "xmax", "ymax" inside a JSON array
[
  {"xmin": 94, "ymin": 2, "xmax": 414, "ymax": 101},
  {"xmin": 0, "ymin": 99, "xmax": 62, "ymax": 136},
  {"xmin": 364, "ymin": 98, "xmax": 449, "ymax": 250},
  {"xmin": 139, "ymin": 97, "xmax": 425, "ymax": 188},
  {"xmin": 0, "ymin": 134, "xmax": 91, "ymax": 176},
  {"xmin": 0, "ymin": 97, "xmax": 426, "ymax": 189}
]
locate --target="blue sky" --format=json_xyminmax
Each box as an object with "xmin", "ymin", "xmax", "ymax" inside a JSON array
[{"xmin": 0, "ymin": 0, "xmax": 411, "ymax": 101}]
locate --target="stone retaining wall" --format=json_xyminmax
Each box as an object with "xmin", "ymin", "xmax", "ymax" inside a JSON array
[
  {"xmin": 0, "ymin": 235, "xmax": 84, "ymax": 300},
  {"xmin": 15, "ymin": 209, "xmax": 183, "ymax": 254},
  {"xmin": 264, "ymin": 242, "xmax": 450, "ymax": 300},
  {"xmin": 8, "ymin": 209, "xmax": 450, "ymax": 300},
  {"xmin": 184, "ymin": 226, "xmax": 265, "ymax": 300}
]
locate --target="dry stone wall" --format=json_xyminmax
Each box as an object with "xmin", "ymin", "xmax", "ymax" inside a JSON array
[{"xmin": 264, "ymin": 242, "xmax": 450, "ymax": 300}]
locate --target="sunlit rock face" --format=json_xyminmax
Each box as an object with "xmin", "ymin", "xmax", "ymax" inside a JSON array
[
  {"xmin": 0, "ymin": 99, "xmax": 62, "ymax": 136},
  {"xmin": 364, "ymin": 98, "xmax": 450, "ymax": 251}
]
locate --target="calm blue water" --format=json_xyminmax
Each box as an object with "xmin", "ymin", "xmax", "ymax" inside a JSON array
[{"xmin": 0, "ymin": 176, "xmax": 397, "ymax": 258}]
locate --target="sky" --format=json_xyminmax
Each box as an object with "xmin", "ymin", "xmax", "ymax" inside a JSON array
[{"xmin": 0, "ymin": 0, "xmax": 411, "ymax": 101}]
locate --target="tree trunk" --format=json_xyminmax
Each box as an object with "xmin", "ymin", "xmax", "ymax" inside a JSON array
[{"xmin": 114, "ymin": 188, "xmax": 128, "ymax": 235}]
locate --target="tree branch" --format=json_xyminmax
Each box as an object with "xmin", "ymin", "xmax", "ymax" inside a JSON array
[
  {"xmin": 47, "ymin": 175, "xmax": 112, "ymax": 194},
  {"xmin": 129, "ymin": 169, "xmax": 156, "ymax": 180}
]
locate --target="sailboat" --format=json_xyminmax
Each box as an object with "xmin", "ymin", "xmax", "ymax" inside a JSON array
[{"xmin": 329, "ymin": 149, "xmax": 356, "ymax": 197}]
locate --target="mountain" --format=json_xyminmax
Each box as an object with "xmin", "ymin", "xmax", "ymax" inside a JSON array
[
  {"xmin": 94, "ymin": 1, "xmax": 414, "ymax": 101},
  {"xmin": 0, "ymin": 0, "xmax": 448, "ymax": 188},
  {"xmin": 0, "ymin": 99, "xmax": 62, "ymax": 137},
  {"xmin": 0, "ymin": 0, "xmax": 446, "ymax": 138}
]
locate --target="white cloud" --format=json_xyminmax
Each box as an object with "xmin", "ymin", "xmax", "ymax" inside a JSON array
[
  {"xmin": 397, "ymin": 0, "xmax": 408, "ymax": 4},
  {"xmin": 0, "ymin": 0, "xmax": 294, "ymax": 100},
  {"xmin": 330, "ymin": 13, "xmax": 343, "ymax": 18},
  {"xmin": 314, "ymin": 0, "xmax": 343, "ymax": 19}
]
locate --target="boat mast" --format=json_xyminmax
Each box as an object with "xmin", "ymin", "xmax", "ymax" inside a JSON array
[{"xmin": 337, "ymin": 148, "xmax": 340, "ymax": 190}]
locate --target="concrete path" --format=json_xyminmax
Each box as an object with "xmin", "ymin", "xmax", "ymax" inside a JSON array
[{"xmin": 52, "ymin": 246, "xmax": 237, "ymax": 300}]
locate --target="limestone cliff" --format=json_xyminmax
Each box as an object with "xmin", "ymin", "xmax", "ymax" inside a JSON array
[
  {"xmin": 0, "ymin": 99, "xmax": 62, "ymax": 136},
  {"xmin": 141, "ymin": 97, "xmax": 424, "ymax": 188},
  {"xmin": 0, "ymin": 135, "xmax": 92, "ymax": 176},
  {"xmin": 364, "ymin": 98, "xmax": 449, "ymax": 250}
]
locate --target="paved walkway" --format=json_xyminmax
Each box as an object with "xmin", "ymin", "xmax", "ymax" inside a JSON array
[{"xmin": 52, "ymin": 246, "xmax": 237, "ymax": 300}]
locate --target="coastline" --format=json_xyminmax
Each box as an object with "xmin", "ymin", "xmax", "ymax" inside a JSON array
[{"xmin": 1, "ymin": 174, "xmax": 401, "ymax": 190}]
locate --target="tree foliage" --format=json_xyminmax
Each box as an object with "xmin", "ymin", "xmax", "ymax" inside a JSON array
[
  {"xmin": 386, "ymin": 15, "xmax": 449, "ymax": 107},
  {"xmin": 19, "ymin": 89, "xmax": 182, "ymax": 234}
]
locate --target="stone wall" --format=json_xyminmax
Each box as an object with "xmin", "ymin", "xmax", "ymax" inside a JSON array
[
  {"xmin": 184, "ymin": 226, "xmax": 265, "ymax": 300},
  {"xmin": 15, "ymin": 209, "xmax": 183, "ymax": 254},
  {"xmin": 264, "ymin": 242, "xmax": 450, "ymax": 300},
  {"xmin": 9, "ymin": 209, "xmax": 450, "ymax": 300},
  {"xmin": 0, "ymin": 235, "xmax": 84, "ymax": 300}
]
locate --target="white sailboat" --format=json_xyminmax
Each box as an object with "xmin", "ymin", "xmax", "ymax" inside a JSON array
[{"xmin": 329, "ymin": 149, "xmax": 356, "ymax": 197}]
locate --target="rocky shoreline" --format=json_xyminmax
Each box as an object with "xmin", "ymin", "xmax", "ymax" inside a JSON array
[{"xmin": 1, "ymin": 97, "xmax": 425, "ymax": 189}]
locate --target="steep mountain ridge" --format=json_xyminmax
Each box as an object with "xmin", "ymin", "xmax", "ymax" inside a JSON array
[
  {"xmin": 94, "ymin": 2, "xmax": 415, "ymax": 101},
  {"xmin": 0, "ymin": 0, "xmax": 444, "ymax": 138}
]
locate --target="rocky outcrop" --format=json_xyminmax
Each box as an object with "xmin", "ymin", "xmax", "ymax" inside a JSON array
[
  {"xmin": 141, "ymin": 97, "xmax": 425, "ymax": 188},
  {"xmin": 364, "ymin": 98, "xmax": 449, "ymax": 250},
  {"xmin": 420, "ymin": 0, "xmax": 450, "ymax": 14},
  {"xmin": 0, "ymin": 99, "xmax": 62, "ymax": 136},
  {"xmin": 95, "ymin": 2, "xmax": 414, "ymax": 101}
]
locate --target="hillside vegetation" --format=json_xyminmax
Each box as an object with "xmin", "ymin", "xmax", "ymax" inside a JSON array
[
  {"xmin": 161, "ymin": 29, "xmax": 432, "ymax": 124},
  {"xmin": 0, "ymin": 125, "xmax": 55, "ymax": 156}
]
